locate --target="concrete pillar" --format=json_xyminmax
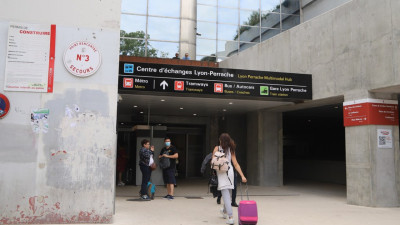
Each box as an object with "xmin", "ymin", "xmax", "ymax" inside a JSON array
[
  {"xmin": 209, "ymin": 115, "xmax": 219, "ymax": 151},
  {"xmin": 246, "ymin": 110, "xmax": 283, "ymax": 186},
  {"xmin": 180, "ymin": 0, "xmax": 196, "ymax": 59},
  {"xmin": 221, "ymin": 114, "xmax": 247, "ymax": 169},
  {"xmin": 345, "ymin": 91, "xmax": 400, "ymax": 207}
]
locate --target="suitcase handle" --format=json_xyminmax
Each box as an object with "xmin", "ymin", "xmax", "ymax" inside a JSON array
[{"xmin": 240, "ymin": 182, "xmax": 249, "ymax": 201}]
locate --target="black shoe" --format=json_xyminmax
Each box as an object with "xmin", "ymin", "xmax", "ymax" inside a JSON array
[
  {"xmin": 163, "ymin": 195, "xmax": 170, "ymax": 200},
  {"xmin": 217, "ymin": 198, "xmax": 221, "ymax": 204},
  {"xmin": 231, "ymin": 202, "xmax": 238, "ymax": 207},
  {"xmin": 140, "ymin": 195, "xmax": 150, "ymax": 201}
]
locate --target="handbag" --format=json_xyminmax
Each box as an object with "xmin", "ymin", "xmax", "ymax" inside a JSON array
[
  {"xmin": 209, "ymin": 172, "xmax": 218, "ymax": 186},
  {"xmin": 150, "ymin": 162, "xmax": 157, "ymax": 171},
  {"xmin": 149, "ymin": 155, "xmax": 156, "ymax": 170},
  {"xmin": 209, "ymin": 170, "xmax": 219, "ymax": 197}
]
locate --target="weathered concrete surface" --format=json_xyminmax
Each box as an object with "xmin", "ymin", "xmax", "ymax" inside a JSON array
[{"xmin": 0, "ymin": 0, "xmax": 121, "ymax": 223}]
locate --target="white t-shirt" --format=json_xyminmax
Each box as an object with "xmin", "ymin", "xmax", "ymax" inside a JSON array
[{"xmin": 149, "ymin": 155, "xmax": 154, "ymax": 166}]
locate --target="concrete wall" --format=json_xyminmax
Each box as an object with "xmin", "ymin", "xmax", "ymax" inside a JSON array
[
  {"xmin": 221, "ymin": 0, "xmax": 400, "ymax": 98},
  {"xmin": 302, "ymin": 0, "xmax": 351, "ymax": 22},
  {"xmin": 220, "ymin": 0, "xmax": 400, "ymax": 206},
  {"xmin": 0, "ymin": 0, "xmax": 120, "ymax": 223}
]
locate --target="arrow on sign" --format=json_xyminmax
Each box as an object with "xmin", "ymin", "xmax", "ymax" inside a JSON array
[{"xmin": 160, "ymin": 80, "xmax": 168, "ymax": 90}]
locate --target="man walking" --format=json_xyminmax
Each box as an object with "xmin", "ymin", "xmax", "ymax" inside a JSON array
[{"xmin": 159, "ymin": 137, "xmax": 178, "ymax": 200}]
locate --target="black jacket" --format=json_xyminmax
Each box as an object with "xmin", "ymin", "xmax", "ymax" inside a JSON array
[
  {"xmin": 200, "ymin": 153, "xmax": 213, "ymax": 174},
  {"xmin": 139, "ymin": 147, "xmax": 153, "ymax": 166}
]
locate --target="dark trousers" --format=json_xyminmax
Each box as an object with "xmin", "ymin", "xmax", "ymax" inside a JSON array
[{"xmin": 140, "ymin": 165, "xmax": 152, "ymax": 196}]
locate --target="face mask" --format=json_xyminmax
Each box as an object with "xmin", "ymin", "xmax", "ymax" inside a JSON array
[{"xmin": 165, "ymin": 142, "xmax": 171, "ymax": 147}]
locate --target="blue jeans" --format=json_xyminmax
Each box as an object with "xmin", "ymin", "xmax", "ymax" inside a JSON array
[{"xmin": 140, "ymin": 165, "xmax": 152, "ymax": 196}]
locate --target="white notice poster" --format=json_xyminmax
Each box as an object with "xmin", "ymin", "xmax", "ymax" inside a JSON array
[
  {"xmin": 377, "ymin": 129, "xmax": 393, "ymax": 149},
  {"xmin": 4, "ymin": 22, "xmax": 56, "ymax": 92}
]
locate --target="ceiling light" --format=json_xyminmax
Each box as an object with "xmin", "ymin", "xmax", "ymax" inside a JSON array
[
  {"xmin": 161, "ymin": 99, "xmax": 165, "ymax": 102},
  {"xmin": 121, "ymin": 122, "xmax": 124, "ymax": 125},
  {"xmin": 140, "ymin": 111, "xmax": 144, "ymax": 114},
  {"xmin": 229, "ymin": 102, "xmax": 233, "ymax": 105},
  {"xmin": 134, "ymin": 105, "xmax": 138, "ymax": 108},
  {"xmin": 180, "ymin": 107, "xmax": 183, "ymax": 110},
  {"xmin": 193, "ymin": 113, "xmax": 197, "ymax": 116},
  {"xmin": 223, "ymin": 109, "xmax": 227, "ymax": 112}
]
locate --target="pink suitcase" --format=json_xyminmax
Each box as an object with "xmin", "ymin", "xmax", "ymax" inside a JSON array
[{"xmin": 238, "ymin": 183, "xmax": 258, "ymax": 225}]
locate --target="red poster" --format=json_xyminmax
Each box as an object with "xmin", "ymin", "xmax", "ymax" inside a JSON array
[
  {"xmin": 343, "ymin": 99, "xmax": 399, "ymax": 127},
  {"xmin": 47, "ymin": 24, "xmax": 56, "ymax": 93}
]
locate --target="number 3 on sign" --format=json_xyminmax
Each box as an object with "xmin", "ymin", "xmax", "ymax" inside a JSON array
[{"xmin": 76, "ymin": 54, "xmax": 90, "ymax": 62}]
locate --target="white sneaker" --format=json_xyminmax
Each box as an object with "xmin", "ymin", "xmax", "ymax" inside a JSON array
[
  {"xmin": 117, "ymin": 182, "xmax": 125, "ymax": 186},
  {"xmin": 226, "ymin": 217, "xmax": 234, "ymax": 224},
  {"xmin": 220, "ymin": 208, "xmax": 227, "ymax": 219}
]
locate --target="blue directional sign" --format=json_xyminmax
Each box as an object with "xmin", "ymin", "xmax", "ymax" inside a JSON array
[{"xmin": 124, "ymin": 63, "xmax": 134, "ymax": 74}]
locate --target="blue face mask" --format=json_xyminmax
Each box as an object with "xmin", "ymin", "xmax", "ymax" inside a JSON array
[{"xmin": 165, "ymin": 142, "xmax": 171, "ymax": 147}]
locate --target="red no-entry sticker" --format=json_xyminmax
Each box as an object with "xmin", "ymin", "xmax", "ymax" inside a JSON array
[{"xmin": 0, "ymin": 93, "xmax": 10, "ymax": 119}]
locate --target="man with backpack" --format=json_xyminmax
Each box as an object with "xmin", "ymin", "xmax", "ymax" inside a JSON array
[{"xmin": 159, "ymin": 137, "xmax": 178, "ymax": 200}]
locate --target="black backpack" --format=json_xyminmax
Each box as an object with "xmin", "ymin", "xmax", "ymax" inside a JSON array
[{"xmin": 159, "ymin": 156, "xmax": 170, "ymax": 169}]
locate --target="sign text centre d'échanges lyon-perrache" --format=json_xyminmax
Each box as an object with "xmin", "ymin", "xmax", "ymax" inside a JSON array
[{"xmin": 119, "ymin": 62, "xmax": 312, "ymax": 100}]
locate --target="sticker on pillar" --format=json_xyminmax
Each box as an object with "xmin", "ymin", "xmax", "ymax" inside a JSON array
[
  {"xmin": 0, "ymin": 93, "xmax": 10, "ymax": 119},
  {"xmin": 260, "ymin": 86, "xmax": 269, "ymax": 95},
  {"xmin": 377, "ymin": 129, "xmax": 393, "ymax": 148},
  {"xmin": 31, "ymin": 108, "xmax": 49, "ymax": 133}
]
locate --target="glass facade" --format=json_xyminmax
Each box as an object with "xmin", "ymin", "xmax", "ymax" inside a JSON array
[
  {"xmin": 120, "ymin": 0, "xmax": 181, "ymax": 58},
  {"xmin": 120, "ymin": 0, "xmax": 300, "ymax": 61},
  {"xmin": 197, "ymin": 0, "xmax": 300, "ymax": 61}
]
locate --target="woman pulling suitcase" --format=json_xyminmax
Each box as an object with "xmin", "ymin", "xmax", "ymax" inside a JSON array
[{"xmin": 212, "ymin": 133, "xmax": 247, "ymax": 225}]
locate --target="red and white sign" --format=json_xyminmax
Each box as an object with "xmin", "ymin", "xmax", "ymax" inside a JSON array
[
  {"xmin": 214, "ymin": 83, "xmax": 223, "ymax": 93},
  {"xmin": 64, "ymin": 41, "xmax": 101, "ymax": 77},
  {"xmin": 343, "ymin": 99, "xmax": 399, "ymax": 127},
  {"xmin": 4, "ymin": 22, "xmax": 56, "ymax": 92},
  {"xmin": 174, "ymin": 81, "xmax": 184, "ymax": 91},
  {"xmin": 123, "ymin": 78, "xmax": 134, "ymax": 88},
  {"xmin": 0, "ymin": 93, "xmax": 10, "ymax": 119}
]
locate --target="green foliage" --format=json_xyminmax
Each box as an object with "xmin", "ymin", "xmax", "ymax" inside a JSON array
[
  {"xmin": 233, "ymin": 2, "xmax": 283, "ymax": 40},
  {"xmin": 234, "ymin": 11, "xmax": 261, "ymax": 40},
  {"xmin": 120, "ymin": 30, "xmax": 168, "ymax": 57}
]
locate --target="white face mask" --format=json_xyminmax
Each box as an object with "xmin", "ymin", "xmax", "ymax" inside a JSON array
[{"xmin": 165, "ymin": 142, "xmax": 171, "ymax": 147}]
